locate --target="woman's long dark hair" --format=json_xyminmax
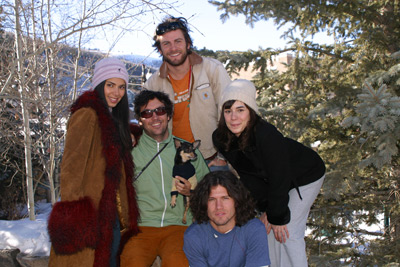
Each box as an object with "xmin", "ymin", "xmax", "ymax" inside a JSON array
[
  {"xmin": 214, "ymin": 100, "xmax": 260, "ymax": 151},
  {"xmin": 190, "ymin": 171, "xmax": 256, "ymax": 226},
  {"xmin": 94, "ymin": 81, "xmax": 132, "ymax": 153}
]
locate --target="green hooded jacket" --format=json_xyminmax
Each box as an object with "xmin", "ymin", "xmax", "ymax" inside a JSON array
[{"xmin": 132, "ymin": 130, "xmax": 209, "ymax": 227}]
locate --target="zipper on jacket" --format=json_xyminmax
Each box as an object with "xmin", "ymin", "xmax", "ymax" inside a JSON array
[{"xmin": 157, "ymin": 142, "xmax": 168, "ymax": 227}]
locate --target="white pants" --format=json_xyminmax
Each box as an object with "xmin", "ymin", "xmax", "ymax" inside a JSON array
[{"xmin": 268, "ymin": 176, "xmax": 325, "ymax": 267}]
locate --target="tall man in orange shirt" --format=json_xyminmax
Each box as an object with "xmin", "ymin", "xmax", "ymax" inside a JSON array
[{"xmin": 144, "ymin": 16, "xmax": 231, "ymax": 171}]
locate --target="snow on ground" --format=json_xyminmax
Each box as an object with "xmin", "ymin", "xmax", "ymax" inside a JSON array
[
  {"xmin": 0, "ymin": 200, "xmax": 51, "ymax": 256},
  {"xmin": 0, "ymin": 202, "xmax": 385, "ymax": 258}
]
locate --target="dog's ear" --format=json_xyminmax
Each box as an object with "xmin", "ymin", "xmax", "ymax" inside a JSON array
[
  {"xmin": 192, "ymin": 140, "xmax": 201, "ymax": 150},
  {"xmin": 174, "ymin": 138, "xmax": 182, "ymax": 149}
]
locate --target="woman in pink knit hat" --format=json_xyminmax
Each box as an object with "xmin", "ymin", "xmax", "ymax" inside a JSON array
[{"xmin": 48, "ymin": 58, "xmax": 139, "ymax": 267}]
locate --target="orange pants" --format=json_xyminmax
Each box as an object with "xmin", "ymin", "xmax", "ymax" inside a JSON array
[{"xmin": 120, "ymin": 225, "xmax": 188, "ymax": 267}]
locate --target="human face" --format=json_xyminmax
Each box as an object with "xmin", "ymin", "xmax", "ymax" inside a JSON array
[
  {"xmin": 207, "ymin": 185, "xmax": 236, "ymax": 233},
  {"xmin": 159, "ymin": 29, "xmax": 190, "ymax": 67},
  {"xmin": 223, "ymin": 100, "xmax": 251, "ymax": 137},
  {"xmin": 103, "ymin": 78, "xmax": 126, "ymax": 108},
  {"xmin": 139, "ymin": 98, "xmax": 170, "ymax": 142}
]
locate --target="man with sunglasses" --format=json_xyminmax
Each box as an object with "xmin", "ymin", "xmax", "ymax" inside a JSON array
[
  {"xmin": 121, "ymin": 90, "xmax": 209, "ymax": 267},
  {"xmin": 144, "ymin": 16, "xmax": 231, "ymax": 171}
]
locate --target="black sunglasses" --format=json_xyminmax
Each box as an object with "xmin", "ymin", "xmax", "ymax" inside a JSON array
[
  {"xmin": 156, "ymin": 21, "xmax": 185, "ymax": 35},
  {"xmin": 140, "ymin": 107, "xmax": 167, "ymax": 118}
]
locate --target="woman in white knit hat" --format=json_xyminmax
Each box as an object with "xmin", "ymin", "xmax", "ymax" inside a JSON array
[
  {"xmin": 212, "ymin": 79, "xmax": 325, "ymax": 267},
  {"xmin": 48, "ymin": 58, "xmax": 139, "ymax": 267}
]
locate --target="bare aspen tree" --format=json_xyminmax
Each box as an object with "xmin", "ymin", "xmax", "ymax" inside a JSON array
[
  {"xmin": 1, "ymin": 0, "xmax": 176, "ymax": 220},
  {"xmin": 13, "ymin": 0, "xmax": 36, "ymax": 220}
]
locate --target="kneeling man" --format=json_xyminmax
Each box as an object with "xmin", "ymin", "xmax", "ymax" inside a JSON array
[{"xmin": 184, "ymin": 171, "xmax": 271, "ymax": 267}]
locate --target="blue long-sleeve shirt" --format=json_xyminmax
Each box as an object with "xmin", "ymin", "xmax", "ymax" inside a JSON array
[{"xmin": 184, "ymin": 218, "xmax": 270, "ymax": 267}]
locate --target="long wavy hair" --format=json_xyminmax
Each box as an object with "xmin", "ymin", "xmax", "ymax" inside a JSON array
[
  {"xmin": 214, "ymin": 100, "xmax": 260, "ymax": 151},
  {"xmin": 190, "ymin": 171, "xmax": 256, "ymax": 226},
  {"xmin": 94, "ymin": 81, "xmax": 132, "ymax": 153}
]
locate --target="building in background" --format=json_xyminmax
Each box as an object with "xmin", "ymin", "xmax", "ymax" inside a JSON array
[{"xmin": 232, "ymin": 53, "xmax": 293, "ymax": 80}]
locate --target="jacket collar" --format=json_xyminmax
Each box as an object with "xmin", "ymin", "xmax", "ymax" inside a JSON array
[
  {"xmin": 159, "ymin": 51, "xmax": 203, "ymax": 78},
  {"xmin": 141, "ymin": 128, "xmax": 173, "ymax": 147},
  {"xmin": 71, "ymin": 90, "xmax": 108, "ymax": 115}
]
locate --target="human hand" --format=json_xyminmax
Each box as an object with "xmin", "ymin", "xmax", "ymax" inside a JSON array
[
  {"xmin": 271, "ymin": 224, "xmax": 289, "ymax": 243},
  {"xmin": 259, "ymin": 212, "xmax": 289, "ymax": 243},
  {"xmin": 175, "ymin": 176, "xmax": 191, "ymax": 196},
  {"xmin": 207, "ymin": 157, "xmax": 227, "ymax": 167},
  {"xmin": 259, "ymin": 212, "xmax": 272, "ymax": 234}
]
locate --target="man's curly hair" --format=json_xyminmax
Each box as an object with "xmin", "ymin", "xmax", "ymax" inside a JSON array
[
  {"xmin": 190, "ymin": 171, "xmax": 256, "ymax": 226},
  {"xmin": 133, "ymin": 90, "xmax": 173, "ymax": 120}
]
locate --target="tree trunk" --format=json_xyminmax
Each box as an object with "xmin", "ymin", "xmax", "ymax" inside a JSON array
[{"xmin": 14, "ymin": 0, "xmax": 35, "ymax": 220}]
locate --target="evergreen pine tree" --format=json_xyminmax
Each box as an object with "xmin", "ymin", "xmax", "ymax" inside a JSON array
[{"xmin": 207, "ymin": 0, "xmax": 400, "ymax": 264}]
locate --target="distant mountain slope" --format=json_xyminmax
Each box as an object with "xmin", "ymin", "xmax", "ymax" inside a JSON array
[{"xmin": 116, "ymin": 54, "xmax": 162, "ymax": 69}]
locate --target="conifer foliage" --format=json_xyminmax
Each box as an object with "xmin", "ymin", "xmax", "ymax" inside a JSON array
[{"xmin": 208, "ymin": 0, "xmax": 400, "ymax": 264}]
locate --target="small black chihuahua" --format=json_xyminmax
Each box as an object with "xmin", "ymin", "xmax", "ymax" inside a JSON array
[{"xmin": 171, "ymin": 139, "xmax": 201, "ymax": 224}]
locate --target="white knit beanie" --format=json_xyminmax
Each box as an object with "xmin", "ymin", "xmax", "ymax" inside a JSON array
[
  {"xmin": 220, "ymin": 79, "xmax": 259, "ymax": 114},
  {"xmin": 91, "ymin": 58, "xmax": 129, "ymax": 89}
]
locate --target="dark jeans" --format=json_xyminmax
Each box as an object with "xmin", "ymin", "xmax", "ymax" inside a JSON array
[
  {"xmin": 110, "ymin": 217, "xmax": 120, "ymax": 267},
  {"xmin": 205, "ymin": 159, "xmax": 230, "ymax": 172}
]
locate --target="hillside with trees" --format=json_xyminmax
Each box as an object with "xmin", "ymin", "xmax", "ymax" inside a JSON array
[{"xmin": 0, "ymin": 0, "xmax": 167, "ymax": 221}]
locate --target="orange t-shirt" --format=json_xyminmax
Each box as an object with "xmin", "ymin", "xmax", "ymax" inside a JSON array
[{"xmin": 169, "ymin": 69, "xmax": 195, "ymax": 142}]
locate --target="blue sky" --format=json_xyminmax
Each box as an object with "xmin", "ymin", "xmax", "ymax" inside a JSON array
[{"xmin": 94, "ymin": 0, "xmax": 331, "ymax": 57}]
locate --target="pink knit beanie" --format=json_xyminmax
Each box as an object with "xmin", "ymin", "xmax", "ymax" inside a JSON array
[{"xmin": 91, "ymin": 58, "xmax": 129, "ymax": 89}]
